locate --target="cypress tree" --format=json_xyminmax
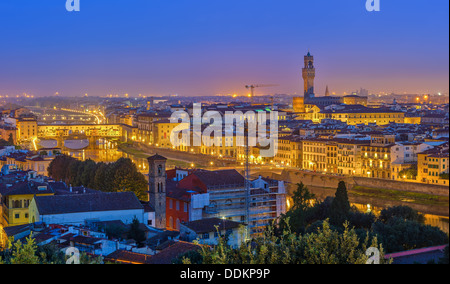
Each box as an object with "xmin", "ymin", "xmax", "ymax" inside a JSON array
[{"xmin": 330, "ymin": 181, "xmax": 351, "ymax": 226}]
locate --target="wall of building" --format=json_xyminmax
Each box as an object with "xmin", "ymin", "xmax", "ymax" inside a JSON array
[
  {"xmin": 29, "ymin": 203, "xmax": 145, "ymax": 226},
  {"xmin": 277, "ymin": 169, "xmax": 449, "ymax": 197}
]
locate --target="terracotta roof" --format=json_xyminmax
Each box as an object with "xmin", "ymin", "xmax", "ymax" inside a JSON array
[
  {"xmin": 147, "ymin": 241, "xmax": 202, "ymax": 264},
  {"xmin": 147, "ymin": 154, "xmax": 167, "ymax": 161},
  {"xmin": 2, "ymin": 224, "xmax": 31, "ymax": 237},
  {"xmin": 166, "ymin": 180, "xmax": 196, "ymax": 202},
  {"xmin": 0, "ymin": 181, "xmax": 54, "ymax": 196},
  {"xmin": 34, "ymin": 192, "xmax": 143, "ymax": 215},
  {"xmin": 33, "ymin": 233, "xmax": 55, "ymax": 244},
  {"xmin": 193, "ymin": 169, "xmax": 245, "ymax": 188},
  {"xmin": 105, "ymin": 250, "xmax": 153, "ymax": 264},
  {"xmin": 70, "ymin": 235, "xmax": 102, "ymax": 245},
  {"xmin": 147, "ymin": 230, "xmax": 180, "ymax": 250},
  {"xmin": 182, "ymin": 218, "xmax": 243, "ymax": 234},
  {"xmin": 321, "ymin": 105, "xmax": 403, "ymax": 114}
]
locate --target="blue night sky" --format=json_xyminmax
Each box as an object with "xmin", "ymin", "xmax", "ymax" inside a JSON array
[{"xmin": 0, "ymin": 0, "xmax": 448, "ymax": 97}]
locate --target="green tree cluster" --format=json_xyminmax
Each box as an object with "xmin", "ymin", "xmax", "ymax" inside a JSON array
[
  {"xmin": 47, "ymin": 155, "xmax": 148, "ymax": 200},
  {"xmin": 181, "ymin": 219, "xmax": 389, "ymax": 264},
  {"xmin": 278, "ymin": 181, "xmax": 448, "ymax": 254},
  {"xmin": 398, "ymin": 165, "xmax": 418, "ymax": 180},
  {"xmin": 0, "ymin": 235, "xmax": 103, "ymax": 264},
  {"xmin": 127, "ymin": 217, "xmax": 146, "ymax": 247}
]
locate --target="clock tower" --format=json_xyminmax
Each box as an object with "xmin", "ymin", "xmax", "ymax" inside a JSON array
[{"xmin": 302, "ymin": 51, "xmax": 316, "ymax": 100}]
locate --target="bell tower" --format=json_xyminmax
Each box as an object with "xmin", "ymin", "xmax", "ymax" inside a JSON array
[
  {"xmin": 302, "ymin": 51, "xmax": 315, "ymax": 100},
  {"xmin": 147, "ymin": 153, "xmax": 167, "ymax": 229}
]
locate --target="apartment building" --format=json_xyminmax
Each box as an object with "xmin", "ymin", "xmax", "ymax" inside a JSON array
[
  {"xmin": 390, "ymin": 142, "xmax": 435, "ymax": 181},
  {"xmin": 16, "ymin": 116, "xmax": 38, "ymax": 142},
  {"xmin": 159, "ymin": 164, "xmax": 286, "ymax": 237},
  {"xmin": 361, "ymin": 135, "xmax": 395, "ymax": 179},
  {"xmin": 136, "ymin": 112, "xmax": 172, "ymax": 144},
  {"xmin": 302, "ymin": 139, "xmax": 328, "ymax": 172},
  {"xmin": 335, "ymin": 139, "xmax": 368, "ymax": 176},
  {"xmin": 417, "ymin": 148, "xmax": 449, "ymax": 185}
]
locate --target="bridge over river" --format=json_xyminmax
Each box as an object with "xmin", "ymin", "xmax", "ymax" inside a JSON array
[{"xmin": 37, "ymin": 124, "xmax": 122, "ymax": 150}]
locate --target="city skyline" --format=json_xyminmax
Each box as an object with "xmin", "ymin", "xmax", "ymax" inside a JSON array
[{"xmin": 0, "ymin": 0, "xmax": 448, "ymax": 97}]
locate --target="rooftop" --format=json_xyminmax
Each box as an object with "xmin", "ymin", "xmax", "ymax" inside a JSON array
[
  {"xmin": 33, "ymin": 192, "xmax": 143, "ymax": 215},
  {"xmin": 182, "ymin": 218, "xmax": 243, "ymax": 234}
]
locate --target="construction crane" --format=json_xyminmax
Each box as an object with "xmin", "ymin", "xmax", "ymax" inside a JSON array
[
  {"xmin": 243, "ymin": 84, "xmax": 279, "ymax": 240},
  {"xmin": 245, "ymin": 84, "xmax": 279, "ymax": 105}
]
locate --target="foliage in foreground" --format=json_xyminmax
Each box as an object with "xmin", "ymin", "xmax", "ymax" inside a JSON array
[
  {"xmin": 277, "ymin": 182, "xmax": 449, "ymax": 254},
  {"xmin": 180, "ymin": 219, "xmax": 391, "ymax": 264},
  {"xmin": 0, "ymin": 235, "xmax": 103, "ymax": 264}
]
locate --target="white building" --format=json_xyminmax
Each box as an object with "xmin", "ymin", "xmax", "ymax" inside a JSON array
[
  {"xmin": 390, "ymin": 142, "xmax": 434, "ymax": 180},
  {"xmin": 29, "ymin": 192, "xmax": 146, "ymax": 226},
  {"xmin": 180, "ymin": 218, "xmax": 245, "ymax": 248}
]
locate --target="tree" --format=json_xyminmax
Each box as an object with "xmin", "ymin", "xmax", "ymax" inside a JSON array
[
  {"xmin": 7, "ymin": 133, "xmax": 14, "ymax": 145},
  {"xmin": 372, "ymin": 217, "xmax": 449, "ymax": 253},
  {"xmin": 398, "ymin": 165, "xmax": 418, "ymax": 180},
  {"xmin": 37, "ymin": 243, "xmax": 66, "ymax": 264},
  {"xmin": 111, "ymin": 158, "xmax": 148, "ymax": 200},
  {"xmin": 48, "ymin": 155, "xmax": 73, "ymax": 181},
  {"xmin": 347, "ymin": 211, "xmax": 376, "ymax": 230},
  {"xmin": 174, "ymin": 250, "xmax": 203, "ymax": 264},
  {"xmin": 93, "ymin": 162, "xmax": 109, "ymax": 192},
  {"xmin": 330, "ymin": 181, "xmax": 351, "ymax": 226},
  {"xmin": 67, "ymin": 159, "xmax": 82, "ymax": 186},
  {"xmin": 378, "ymin": 206, "xmax": 425, "ymax": 224},
  {"xmin": 0, "ymin": 235, "xmax": 104, "ymax": 264},
  {"xmin": 79, "ymin": 159, "xmax": 97, "ymax": 187},
  {"xmin": 3, "ymin": 235, "xmax": 40, "ymax": 264},
  {"xmin": 277, "ymin": 183, "xmax": 317, "ymax": 234},
  {"xmin": 127, "ymin": 217, "xmax": 146, "ymax": 247},
  {"xmin": 291, "ymin": 182, "xmax": 316, "ymax": 211},
  {"xmin": 48, "ymin": 155, "xmax": 154, "ymax": 201},
  {"xmin": 104, "ymin": 224, "xmax": 126, "ymax": 240},
  {"xmin": 182, "ymin": 219, "xmax": 390, "ymax": 264}
]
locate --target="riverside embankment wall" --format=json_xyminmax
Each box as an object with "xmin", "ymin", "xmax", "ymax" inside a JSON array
[{"xmin": 257, "ymin": 169, "xmax": 449, "ymax": 197}]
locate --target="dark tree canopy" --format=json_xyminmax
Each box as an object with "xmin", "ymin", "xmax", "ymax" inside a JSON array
[
  {"xmin": 330, "ymin": 181, "xmax": 351, "ymax": 226},
  {"xmin": 47, "ymin": 155, "xmax": 148, "ymax": 200}
]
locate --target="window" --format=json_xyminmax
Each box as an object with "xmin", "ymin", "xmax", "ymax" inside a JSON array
[
  {"xmin": 184, "ymin": 202, "xmax": 188, "ymax": 213},
  {"xmin": 15, "ymin": 213, "xmax": 20, "ymax": 219},
  {"xmin": 202, "ymin": 233, "xmax": 210, "ymax": 240},
  {"xmin": 176, "ymin": 201, "xmax": 180, "ymax": 211}
]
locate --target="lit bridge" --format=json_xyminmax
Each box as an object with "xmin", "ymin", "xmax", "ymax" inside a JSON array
[{"xmin": 37, "ymin": 124, "xmax": 123, "ymax": 149}]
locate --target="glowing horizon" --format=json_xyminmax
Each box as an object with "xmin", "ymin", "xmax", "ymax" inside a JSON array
[{"xmin": 0, "ymin": 0, "xmax": 448, "ymax": 98}]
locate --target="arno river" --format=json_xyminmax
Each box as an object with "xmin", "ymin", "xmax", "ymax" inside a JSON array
[{"xmin": 44, "ymin": 139, "xmax": 449, "ymax": 234}]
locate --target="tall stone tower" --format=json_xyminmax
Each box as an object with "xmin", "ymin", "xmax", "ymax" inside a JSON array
[
  {"xmin": 147, "ymin": 154, "xmax": 167, "ymax": 229},
  {"xmin": 302, "ymin": 51, "xmax": 315, "ymax": 100}
]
